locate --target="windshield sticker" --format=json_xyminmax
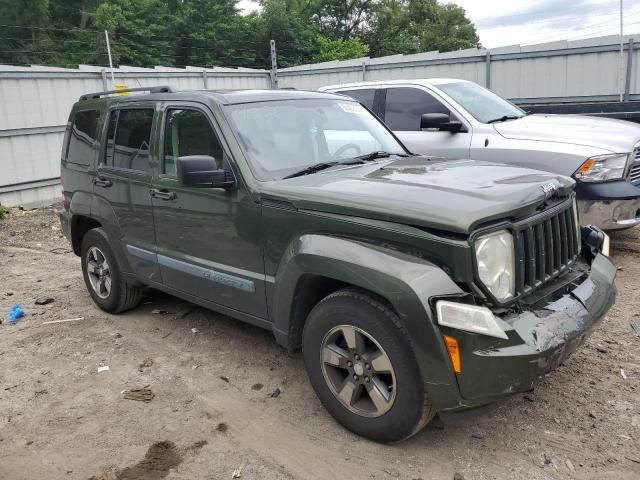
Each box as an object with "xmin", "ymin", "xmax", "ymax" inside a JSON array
[{"xmin": 338, "ymin": 102, "xmax": 366, "ymax": 114}]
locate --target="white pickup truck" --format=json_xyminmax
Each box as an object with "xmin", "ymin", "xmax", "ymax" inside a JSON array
[{"xmin": 320, "ymin": 79, "xmax": 640, "ymax": 230}]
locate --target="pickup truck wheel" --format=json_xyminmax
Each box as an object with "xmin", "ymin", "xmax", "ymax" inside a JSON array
[
  {"xmin": 302, "ymin": 288, "xmax": 434, "ymax": 442},
  {"xmin": 80, "ymin": 228, "xmax": 143, "ymax": 313}
]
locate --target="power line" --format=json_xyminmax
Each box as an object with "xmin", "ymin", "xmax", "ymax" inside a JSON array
[{"xmin": 520, "ymin": 9, "xmax": 640, "ymax": 45}]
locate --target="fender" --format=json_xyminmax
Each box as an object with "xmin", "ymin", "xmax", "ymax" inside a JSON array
[
  {"xmin": 87, "ymin": 194, "xmax": 132, "ymax": 272},
  {"xmin": 270, "ymin": 233, "xmax": 466, "ymax": 410}
]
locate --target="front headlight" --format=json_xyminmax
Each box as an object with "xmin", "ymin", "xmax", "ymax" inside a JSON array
[
  {"xmin": 574, "ymin": 153, "xmax": 630, "ymax": 182},
  {"xmin": 475, "ymin": 230, "xmax": 515, "ymax": 301}
]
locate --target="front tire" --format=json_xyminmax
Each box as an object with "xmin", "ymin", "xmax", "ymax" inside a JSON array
[
  {"xmin": 302, "ymin": 288, "xmax": 434, "ymax": 442},
  {"xmin": 80, "ymin": 228, "xmax": 142, "ymax": 313}
]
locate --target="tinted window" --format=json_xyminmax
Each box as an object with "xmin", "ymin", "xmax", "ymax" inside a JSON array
[
  {"xmin": 385, "ymin": 87, "xmax": 450, "ymax": 131},
  {"xmin": 66, "ymin": 109, "xmax": 100, "ymax": 166},
  {"xmin": 338, "ymin": 89, "xmax": 376, "ymax": 110},
  {"xmin": 163, "ymin": 109, "xmax": 223, "ymax": 176},
  {"xmin": 104, "ymin": 108, "xmax": 154, "ymax": 173}
]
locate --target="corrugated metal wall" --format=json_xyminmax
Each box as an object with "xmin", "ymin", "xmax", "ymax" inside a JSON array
[
  {"xmin": 278, "ymin": 35, "xmax": 639, "ymax": 102},
  {"xmin": 0, "ymin": 65, "xmax": 271, "ymax": 207},
  {"xmin": 2, "ymin": 34, "xmax": 638, "ymax": 207}
]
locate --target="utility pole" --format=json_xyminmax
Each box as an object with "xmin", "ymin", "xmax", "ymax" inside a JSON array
[
  {"xmin": 105, "ymin": 30, "xmax": 115, "ymax": 89},
  {"xmin": 619, "ymin": 0, "xmax": 624, "ymax": 102}
]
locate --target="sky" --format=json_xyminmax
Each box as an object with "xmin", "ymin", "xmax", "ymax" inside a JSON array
[{"xmin": 237, "ymin": 0, "xmax": 640, "ymax": 49}]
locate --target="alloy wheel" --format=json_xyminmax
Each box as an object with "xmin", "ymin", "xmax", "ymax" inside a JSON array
[
  {"xmin": 320, "ymin": 324, "xmax": 397, "ymax": 418},
  {"xmin": 86, "ymin": 246, "xmax": 112, "ymax": 299}
]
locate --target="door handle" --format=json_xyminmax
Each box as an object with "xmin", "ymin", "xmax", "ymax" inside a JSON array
[
  {"xmin": 93, "ymin": 177, "xmax": 113, "ymax": 188},
  {"xmin": 150, "ymin": 188, "xmax": 177, "ymax": 201}
]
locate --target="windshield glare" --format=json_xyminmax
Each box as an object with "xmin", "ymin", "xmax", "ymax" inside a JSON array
[
  {"xmin": 225, "ymin": 99, "xmax": 405, "ymax": 180},
  {"xmin": 438, "ymin": 82, "xmax": 524, "ymax": 123}
]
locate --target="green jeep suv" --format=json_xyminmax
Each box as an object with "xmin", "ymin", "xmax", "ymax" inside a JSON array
[{"xmin": 58, "ymin": 86, "xmax": 616, "ymax": 442}]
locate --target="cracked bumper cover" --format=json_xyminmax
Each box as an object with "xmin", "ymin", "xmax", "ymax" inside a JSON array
[{"xmin": 442, "ymin": 253, "xmax": 616, "ymax": 409}]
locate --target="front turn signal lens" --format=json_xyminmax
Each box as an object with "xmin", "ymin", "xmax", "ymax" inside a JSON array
[
  {"xmin": 443, "ymin": 335, "xmax": 462, "ymax": 374},
  {"xmin": 576, "ymin": 158, "xmax": 596, "ymax": 175}
]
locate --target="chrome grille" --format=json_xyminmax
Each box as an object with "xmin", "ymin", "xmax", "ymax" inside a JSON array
[
  {"xmin": 630, "ymin": 146, "xmax": 640, "ymax": 183},
  {"xmin": 514, "ymin": 201, "xmax": 579, "ymax": 295}
]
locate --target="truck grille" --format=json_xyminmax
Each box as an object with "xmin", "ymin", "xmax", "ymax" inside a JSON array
[
  {"xmin": 631, "ymin": 146, "xmax": 640, "ymax": 184},
  {"xmin": 514, "ymin": 201, "xmax": 579, "ymax": 295}
]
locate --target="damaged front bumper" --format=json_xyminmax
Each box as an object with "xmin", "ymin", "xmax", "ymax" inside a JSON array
[{"xmin": 442, "ymin": 253, "xmax": 616, "ymax": 408}]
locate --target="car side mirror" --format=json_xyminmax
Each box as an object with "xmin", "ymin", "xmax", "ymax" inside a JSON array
[
  {"xmin": 420, "ymin": 113, "xmax": 463, "ymax": 133},
  {"xmin": 177, "ymin": 155, "xmax": 234, "ymax": 189}
]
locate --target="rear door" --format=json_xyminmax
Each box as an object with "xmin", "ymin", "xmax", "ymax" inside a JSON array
[
  {"xmin": 150, "ymin": 102, "xmax": 267, "ymax": 318},
  {"xmin": 93, "ymin": 104, "xmax": 160, "ymax": 283},
  {"xmin": 63, "ymin": 107, "xmax": 102, "ymax": 211},
  {"xmin": 383, "ymin": 86, "xmax": 472, "ymax": 159}
]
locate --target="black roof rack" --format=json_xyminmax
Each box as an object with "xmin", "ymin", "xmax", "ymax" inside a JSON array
[{"xmin": 79, "ymin": 85, "xmax": 174, "ymax": 101}]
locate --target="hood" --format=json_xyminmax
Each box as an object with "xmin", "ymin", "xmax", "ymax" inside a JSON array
[
  {"xmin": 260, "ymin": 157, "xmax": 575, "ymax": 234},
  {"xmin": 493, "ymin": 114, "xmax": 640, "ymax": 153}
]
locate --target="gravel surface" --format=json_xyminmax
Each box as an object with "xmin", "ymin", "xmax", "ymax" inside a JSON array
[{"xmin": 0, "ymin": 206, "xmax": 639, "ymax": 480}]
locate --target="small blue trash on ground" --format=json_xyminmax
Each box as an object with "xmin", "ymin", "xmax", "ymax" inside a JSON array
[{"xmin": 7, "ymin": 304, "xmax": 25, "ymax": 324}]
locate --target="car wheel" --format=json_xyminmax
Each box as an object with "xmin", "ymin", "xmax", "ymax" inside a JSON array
[
  {"xmin": 302, "ymin": 288, "xmax": 434, "ymax": 442},
  {"xmin": 81, "ymin": 228, "xmax": 143, "ymax": 313}
]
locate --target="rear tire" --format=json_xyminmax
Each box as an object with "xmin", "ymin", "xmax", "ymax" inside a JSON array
[
  {"xmin": 302, "ymin": 288, "xmax": 434, "ymax": 443},
  {"xmin": 80, "ymin": 228, "xmax": 143, "ymax": 313}
]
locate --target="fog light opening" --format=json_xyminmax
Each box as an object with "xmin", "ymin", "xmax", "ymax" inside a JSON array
[{"xmin": 443, "ymin": 334, "xmax": 462, "ymax": 374}]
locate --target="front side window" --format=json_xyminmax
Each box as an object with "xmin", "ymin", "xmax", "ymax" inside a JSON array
[
  {"xmin": 163, "ymin": 109, "xmax": 223, "ymax": 177},
  {"xmin": 225, "ymin": 99, "xmax": 406, "ymax": 181},
  {"xmin": 66, "ymin": 109, "xmax": 100, "ymax": 166},
  {"xmin": 437, "ymin": 81, "xmax": 524, "ymax": 123},
  {"xmin": 385, "ymin": 87, "xmax": 450, "ymax": 131},
  {"xmin": 104, "ymin": 108, "xmax": 154, "ymax": 174}
]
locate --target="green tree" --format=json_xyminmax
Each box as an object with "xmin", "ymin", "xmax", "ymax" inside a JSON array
[
  {"xmin": 254, "ymin": 0, "xmax": 318, "ymax": 68},
  {"xmin": 0, "ymin": 0, "xmax": 51, "ymax": 65},
  {"xmin": 312, "ymin": 35, "xmax": 368, "ymax": 63},
  {"xmin": 310, "ymin": 0, "xmax": 377, "ymax": 41},
  {"xmin": 368, "ymin": 0, "xmax": 479, "ymax": 57}
]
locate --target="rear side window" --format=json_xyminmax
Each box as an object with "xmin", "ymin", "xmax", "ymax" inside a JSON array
[
  {"xmin": 163, "ymin": 109, "xmax": 223, "ymax": 176},
  {"xmin": 66, "ymin": 109, "xmax": 100, "ymax": 166},
  {"xmin": 385, "ymin": 87, "xmax": 450, "ymax": 131},
  {"xmin": 337, "ymin": 89, "xmax": 376, "ymax": 110},
  {"xmin": 104, "ymin": 108, "xmax": 154, "ymax": 174}
]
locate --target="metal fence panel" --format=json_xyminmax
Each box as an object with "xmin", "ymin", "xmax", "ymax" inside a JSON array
[
  {"xmin": 2, "ymin": 34, "xmax": 639, "ymax": 208},
  {"xmin": 0, "ymin": 66, "xmax": 270, "ymax": 207}
]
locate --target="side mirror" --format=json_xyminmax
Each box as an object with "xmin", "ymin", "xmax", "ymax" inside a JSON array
[
  {"xmin": 420, "ymin": 113, "xmax": 463, "ymax": 133},
  {"xmin": 177, "ymin": 155, "xmax": 234, "ymax": 189}
]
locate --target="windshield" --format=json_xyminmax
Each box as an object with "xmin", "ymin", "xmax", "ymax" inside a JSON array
[
  {"xmin": 225, "ymin": 99, "xmax": 406, "ymax": 180},
  {"xmin": 438, "ymin": 82, "xmax": 525, "ymax": 123}
]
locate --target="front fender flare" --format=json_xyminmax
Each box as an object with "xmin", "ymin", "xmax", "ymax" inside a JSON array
[{"xmin": 271, "ymin": 233, "xmax": 465, "ymax": 410}]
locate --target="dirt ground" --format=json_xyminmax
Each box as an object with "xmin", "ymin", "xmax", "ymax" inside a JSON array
[{"xmin": 0, "ymin": 206, "xmax": 638, "ymax": 480}]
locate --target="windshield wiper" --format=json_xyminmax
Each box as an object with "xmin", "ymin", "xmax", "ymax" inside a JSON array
[
  {"xmin": 354, "ymin": 151, "xmax": 407, "ymax": 161},
  {"xmin": 486, "ymin": 115, "xmax": 523, "ymax": 124},
  {"xmin": 282, "ymin": 161, "xmax": 339, "ymax": 179},
  {"xmin": 282, "ymin": 152, "xmax": 407, "ymax": 180}
]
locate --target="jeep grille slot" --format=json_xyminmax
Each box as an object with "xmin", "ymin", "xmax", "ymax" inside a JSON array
[{"xmin": 515, "ymin": 202, "xmax": 579, "ymax": 295}]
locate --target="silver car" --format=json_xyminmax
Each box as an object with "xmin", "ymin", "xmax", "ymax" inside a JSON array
[{"xmin": 320, "ymin": 79, "xmax": 640, "ymax": 230}]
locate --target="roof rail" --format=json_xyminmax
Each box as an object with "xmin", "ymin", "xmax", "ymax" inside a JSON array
[{"xmin": 79, "ymin": 85, "xmax": 174, "ymax": 101}]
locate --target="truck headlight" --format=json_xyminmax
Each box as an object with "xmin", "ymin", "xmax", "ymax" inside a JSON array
[
  {"xmin": 475, "ymin": 230, "xmax": 515, "ymax": 301},
  {"xmin": 574, "ymin": 153, "xmax": 630, "ymax": 182},
  {"xmin": 436, "ymin": 301, "xmax": 508, "ymax": 339}
]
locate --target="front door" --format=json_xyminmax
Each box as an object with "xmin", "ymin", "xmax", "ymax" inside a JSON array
[
  {"xmin": 150, "ymin": 103, "xmax": 267, "ymax": 319},
  {"xmin": 93, "ymin": 105, "xmax": 160, "ymax": 283},
  {"xmin": 383, "ymin": 86, "xmax": 472, "ymax": 159}
]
